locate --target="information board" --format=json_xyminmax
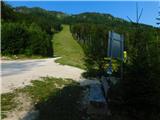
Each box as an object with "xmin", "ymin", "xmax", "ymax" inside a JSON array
[{"xmin": 107, "ymin": 31, "xmax": 124, "ymax": 60}]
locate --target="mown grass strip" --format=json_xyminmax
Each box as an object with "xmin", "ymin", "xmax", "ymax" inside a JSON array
[{"xmin": 53, "ymin": 25, "xmax": 86, "ymax": 69}]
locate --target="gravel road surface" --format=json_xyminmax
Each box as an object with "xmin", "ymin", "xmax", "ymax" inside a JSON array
[{"xmin": 1, "ymin": 58, "xmax": 84, "ymax": 93}]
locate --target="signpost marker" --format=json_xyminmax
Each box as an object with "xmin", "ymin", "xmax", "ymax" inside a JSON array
[{"xmin": 107, "ymin": 31, "xmax": 124, "ymax": 80}]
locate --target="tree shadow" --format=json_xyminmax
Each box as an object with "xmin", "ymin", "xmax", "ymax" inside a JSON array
[{"xmin": 34, "ymin": 83, "xmax": 87, "ymax": 120}]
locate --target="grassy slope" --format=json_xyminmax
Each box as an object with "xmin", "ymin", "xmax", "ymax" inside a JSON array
[{"xmin": 53, "ymin": 25, "xmax": 85, "ymax": 69}]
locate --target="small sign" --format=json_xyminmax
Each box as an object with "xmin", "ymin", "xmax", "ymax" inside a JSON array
[
  {"xmin": 123, "ymin": 51, "xmax": 127, "ymax": 63},
  {"xmin": 108, "ymin": 31, "xmax": 124, "ymax": 61}
]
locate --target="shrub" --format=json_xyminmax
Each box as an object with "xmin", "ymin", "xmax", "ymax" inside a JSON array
[
  {"xmin": 1, "ymin": 22, "xmax": 29, "ymax": 55},
  {"xmin": 1, "ymin": 22, "xmax": 53, "ymax": 57}
]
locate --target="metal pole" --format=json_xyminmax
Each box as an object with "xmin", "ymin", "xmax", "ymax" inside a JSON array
[
  {"xmin": 121, "ymin": 34, "xmax": 124, "ymax": 80},
  {"xmin": 121, "ymin": 61, "xmax": 123, "ymax": 80}
]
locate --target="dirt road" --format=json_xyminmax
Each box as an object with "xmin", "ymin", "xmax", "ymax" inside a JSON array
[{"xmin": 1, "ymin": 58, "xmax": 84, "ymax": 93}]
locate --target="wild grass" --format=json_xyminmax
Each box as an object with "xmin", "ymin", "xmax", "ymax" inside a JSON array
[
  {"xmin": 1, "ymin": 77, "xmax": 86, "ymax": 120},
  {"xmin": 1, "ymin": 54, "xmax": 47, "ymax": 60},
  {"xmin": 1, "ymin": 93, "xmax": 17, "ymax": 119}
]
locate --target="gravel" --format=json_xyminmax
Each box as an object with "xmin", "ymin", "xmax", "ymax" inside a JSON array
[{"xmin": 1, "ymin": 58, "xmax": 84, "ymax": 93}]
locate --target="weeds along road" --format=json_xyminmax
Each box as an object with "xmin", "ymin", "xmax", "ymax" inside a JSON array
[{"xmin": 1, "ymin": 58, "xmax": 84, "ymax": 93}]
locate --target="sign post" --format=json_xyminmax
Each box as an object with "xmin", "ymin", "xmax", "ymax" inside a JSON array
[{"xmin": 107, "ymin": 31, "xmax": 124, "ymax": 80}]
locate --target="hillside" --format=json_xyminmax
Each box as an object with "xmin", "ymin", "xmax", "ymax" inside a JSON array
[
  {"xmin": 53, "ymin": 25, "xmax": 85, "ymax": 69},
  {"xmin": 2, "ymin": 2, "xmax": 158, "ymax": 59},
  {"xmin": 1, "ymin": 2, "xmax": 60, "ymax": 57},
  {"xmin": 13, "ymin": 6, "xmax": 157, "ymax": 30},
  {"xmin": 64, "ymin": 12, "xmax": 129, "ymax": 25},
  {"xmin": 10, "ymin": 4, "xmax": 157, "ymax": 30},
  {"xmin": 14, "ymin": 6, "xmax": 67, "ymax": 20}
]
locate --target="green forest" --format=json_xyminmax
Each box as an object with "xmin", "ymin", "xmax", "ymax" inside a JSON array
[
  {"xmin": 1, "ymin": 2, "xmax": 62, "ymax": 56},
  {"xmin": 1, "ymin": 1, "xmax": 160, "ymax": 120},
  {"xmin": 69, "ymin": 14, "xmax": 160, "ymax": 119}
]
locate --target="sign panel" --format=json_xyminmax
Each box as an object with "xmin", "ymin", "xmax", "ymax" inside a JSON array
[{"xmin": 107, "ymin": 31, "xmax": 124, "ymax": 60}]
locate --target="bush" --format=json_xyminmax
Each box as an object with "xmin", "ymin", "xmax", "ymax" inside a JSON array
[
  {"xmin": 27, "ymin": 23, "xmax": 53, "ymax": 56},
  {"xmin": 70, "ymin": 23, "xmax": 118, "ymax": 78},
  {"xmin": 1, "ymin": 22, "xmax": 53, "ymax": 57},
  {"xmin": 1, "ymin": 22, "xmax": 29, "ymax": 54},
  {"xmin": 108, "ymin": 26, "xmax": 160, "ymax": 120}
]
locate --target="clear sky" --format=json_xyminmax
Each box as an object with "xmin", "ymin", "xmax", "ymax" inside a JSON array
[{"xmin": 6, "ymin": 1, "xmax": 159, "ymax": 27}]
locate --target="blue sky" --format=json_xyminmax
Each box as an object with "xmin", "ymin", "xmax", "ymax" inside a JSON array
[{"xmin": 6, "ymin": 1, "xmax": 159, "ymax": 27}]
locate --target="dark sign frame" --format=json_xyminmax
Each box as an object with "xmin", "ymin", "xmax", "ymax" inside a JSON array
[{"xmin": 107, "ymin": 31, "xmax": 124, "ymax": 61}]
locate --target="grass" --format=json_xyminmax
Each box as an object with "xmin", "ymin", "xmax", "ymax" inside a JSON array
[
  {"xmin": 53, "ymin": 25, "xmax": 86, "ymax": 69},
  {"xmin": 1, "ymin": 54, "xmax": 47, "ymax": 60},
  {"xmin": 1, "ymin": 93, "xmax": 17, "ymax": 119},
  {"xmin": 19, "ymin": 77, "xmax": 77, "ymax": 103},
  {"xmin": 1, "ymin": 77, "xmax": 86, "ymax": 120}
]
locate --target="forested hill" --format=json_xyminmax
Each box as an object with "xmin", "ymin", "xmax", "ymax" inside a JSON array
[
  {"xmin": 13, "ymin": 6, "xmax": 123, "ymax": 25},
  {"xmin": 64, "ymin": 12, "xmax": 129, "ymax": 25},
  {"xmin": 12, "ymin": 5, "xmax": 156, "ymax": 29},
  {"xmin": 14, "ymin": 6, "xmax": 67, "ymax": 20},
  {"xmin": 1, "ymin": 2, "xmax": 62, "ymax": 57},
  {"xmin": 2, "ymin": 1, "xmax": 159, "ymax": 58}
]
